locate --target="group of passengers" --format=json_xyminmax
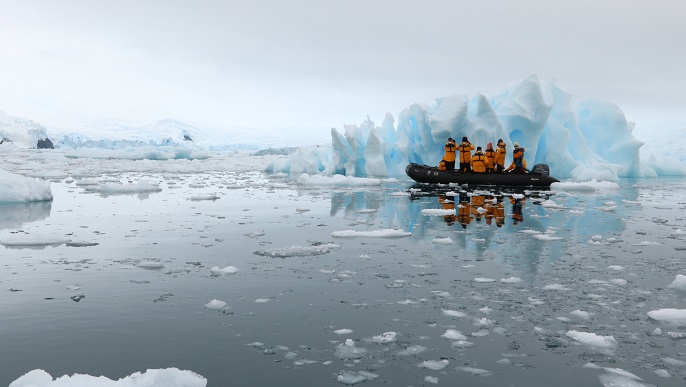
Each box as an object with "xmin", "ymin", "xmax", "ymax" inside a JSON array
[{"xmin": 439, "ymin": 137, "xmax": 527, "ymax": 174}]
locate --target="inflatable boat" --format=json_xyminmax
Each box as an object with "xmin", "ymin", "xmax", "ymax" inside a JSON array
[{"xmin": 405, "ymin": 163, "xmax": 559, "ymax": 187}]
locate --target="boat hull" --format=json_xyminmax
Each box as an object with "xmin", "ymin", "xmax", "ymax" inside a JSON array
[{"xmin": 405, "ymin": 163, "xmax": 559, "ymax": 187}]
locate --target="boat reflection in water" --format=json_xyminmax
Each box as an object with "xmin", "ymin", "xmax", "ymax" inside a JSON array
[{"xmin": 428, "ymin": 187, "xmax": 538, "ymax": 229}]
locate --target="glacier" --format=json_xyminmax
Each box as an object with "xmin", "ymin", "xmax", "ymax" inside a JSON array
[{"xmin": 267, "ymin": 75, "xmax": 686, "ymax": 181}]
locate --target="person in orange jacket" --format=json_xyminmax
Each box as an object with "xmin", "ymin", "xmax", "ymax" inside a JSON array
[
  {"xmin": 495, "ymin": 139, "xmax": 507, "ymax": 173},
  {"xmin": 470, "ymin": 146, "xmax": 487, "ymax": 173},
  {"xmin": 484, "ymin": 142, "xmax": 496, "ymax": 173},
  {"xmin": 505, "ymin": 142, "xmax": 528, "ymax": 173},
  {"xmin": 441, "ymin": 137, "xmax": 457, "ymax": 171},
  {"xmin": 457, "ymin": 137, "xmax": 474, "ymax": 172}
]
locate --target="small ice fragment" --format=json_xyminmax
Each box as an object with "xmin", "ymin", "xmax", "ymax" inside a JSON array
[
  {"xmin": 203, "ymin": 299, "xmax": 227, "ymax": 310},
  {"xmin": 210, "ymin": 266, "xmax": 239, "ymax": 275},
  {"xmin": 334, "ymin": 329, "xmax": 353, "ymax": 335},
  {"xmin": 441, "ymin": 329, "xmax": 467, "ymax": 340},
  {"xmin": 418, "ymin": 359, "xmax": 449, "ymax": 370},
  {"xmin": 371, "ymin": 331, "xmax": 396, "ymax": 343},
  {"xmin": 442, "ymin": 309, "xmax": 467, "ymax": 317}
]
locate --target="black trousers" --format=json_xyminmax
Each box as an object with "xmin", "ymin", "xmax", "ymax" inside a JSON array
[
  {"xmin": 460, "ymin": 162, "xmax": 471, "ymax": 172},
  {"xmin": 445, "ymin": 161, "xmax": 455, "ymax": 171}
]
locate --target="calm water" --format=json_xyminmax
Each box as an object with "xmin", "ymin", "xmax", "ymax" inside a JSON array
[{"xmin": 2, "ymin": 163, "xmax": 686, "ymax": 386}]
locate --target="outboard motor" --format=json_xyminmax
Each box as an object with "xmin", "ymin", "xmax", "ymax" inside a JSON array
[{"xmin": 531, "ymin": 164, "xmax": 550, "ymax": 176}]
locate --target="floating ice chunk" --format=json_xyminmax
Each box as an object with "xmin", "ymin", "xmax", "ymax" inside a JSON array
[
  {"xmin": 455, "ymin": 366, "xmax": 493, "ymax": 377},
  {"xmin": 297, "ymin": 173, "xmax": 382, "ymax": 186},
  {"xmin": 75, "ymin": 178, "xmax": 100, "ymax": 186},
  {"xmin": 396, "ymin": 345, "xmax": 427, "ymax": 356},
  {"xmin": 662, "ymin": 357, "xmax": 686, "ymax": 366},
  {"xmin": 371, "ymin": 331, "xmax": 397, "ymax": 343},
  {"xmin": 0, "ymin": 168, "xmax": 53, "ymax": 203},
  {"xmin": 441, "ymin": 329, "xmax": 467, "ymax": 340},
  {"xmin": 607, "ymin": 265, "xmax": 624, "ymax": 270},
  {"xmin": 541, "ymin": 200, "xmax": 563, "ymax": 209},
  {"xmin": 633, "ymin": 241, "xmax": 659, "ymax": 246},
  {"xmin": 334, "ymin": 342, "xmax": 367, "ymax": 360},
  {"xmin": 473, "ymin": 318, "xmax": 494, "ymax": 327},
  {"xmin": 9, "ymin": 368, "xmax": 207, "ymax": 387},
  {"xmin": 336, "ymin": 371, "xmax": 368, "ymax": 385},
  {"xmin": 255, "ymin": 298, "xmax": 270, "ymax": 303},
  {"xmin": 570, "ymin": 310, "xmax": 591, "ymax": 319},
  {"xmin": 356, "ymin": 209, "xmax": 377, "ymax": 213},
  {"xmin": 610, "ymin": 279, "xmax": 627, "ymax": 286},
  {"xmin": 566, "ymin": 330, "xmax": 617, "ymax": 351},
  {"xmin": 66, "ymin": 285, "xmax": 81, "ymax": 291},
  {"xmin": 135, "ymin": 261, "xmax": 165, "ymax": 270},
  {"xmin": 0, "ymin": 237, "xmax": 71, "ymax": 249},
  {"xmin": 533, "ymin": 234, "xmax": 563, "ymax": 241},
  {"xmin": 451, "ymin": 340, "xmax": 474, "ymax": 348},
  {"xmin": 418, "ymin": 359, "xmax": 449, "ymax": 370},
  {"xmin": 654, "ymin": 369, "xmax": 671, "ymax": 378},
  {"xmin": 473, "ymin": 277, "xmax": 496, "ymax": 283},
  {"xmin": 331, "ymin": 229, "xmax": 412, "ymax": 238},
  {"xmin": 334, "ymin": 328, "xmax": 353, "ymax": 335},
  {"xmin": 432, "ymin": 237, "xmax": 454, "ymax": 245},
  {"xmin": 500, "ymin": 277, "xmax": 522, "ymax": 283},
  {"xmin": 203, "ymin": 299, "xmax": 227, "ymax": 310},
  {"xmin": 551, "ymin": 180, "xmax": 620, "ymax": 191},
  {"xmin": 86, "ymin": 181, "xmax": 162, "ymax": 194},
  {"xmin": 424, "ymin": 376, "xmax": 439, "ymax": 384},
  {"xmin": 668, "ymin": 274, "xmax": 686, "ymax": 292},
  {"xmin": 442, "ymin": 309, "xmax": 467, "ymax": 318},
  {"xmin": 647, "ymin": 309, "xmax": 686, "ymax": 324},
  {"xmin": 672, "ymin": 229, "xmax": 686, "ymax": 236},
  {"xmin": 210, "ymin": 266, "xmax": 239, "ymax": 275},
  {"xmin": 253, "ymin": 243, "xmax": 341, "ymax": 257},
  {"xmin": 543, "ymin": 284, "xmax": 572, "ymax": 290}
]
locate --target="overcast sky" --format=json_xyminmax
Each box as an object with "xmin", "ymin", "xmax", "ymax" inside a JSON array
[{"xmin": 1, "ymin": 0, "xmax": 684, "ymax": 137}]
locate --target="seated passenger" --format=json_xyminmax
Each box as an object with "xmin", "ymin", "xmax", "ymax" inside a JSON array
[{"xmin": 505, "ymin": 142, "xmax": 528, "ymax": 173}]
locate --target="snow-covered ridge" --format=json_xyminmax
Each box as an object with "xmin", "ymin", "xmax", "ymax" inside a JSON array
[{"xmin": 0, "ymin": 113, "xmax": 289, "ymax": 151}]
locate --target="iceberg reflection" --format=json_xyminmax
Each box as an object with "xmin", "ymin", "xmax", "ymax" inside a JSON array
[{"xmin": 0, "ymin": 201, "xmax": 52, "ymax": 231}]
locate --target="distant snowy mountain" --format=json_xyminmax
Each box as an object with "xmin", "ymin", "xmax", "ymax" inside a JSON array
[
  {"xmin": 0, "ymin": 112, "xmax": 315, "ymax": 151},
  {"xmin": 0, "ymin": 110, "xmax": 51, "ymax": 148}
]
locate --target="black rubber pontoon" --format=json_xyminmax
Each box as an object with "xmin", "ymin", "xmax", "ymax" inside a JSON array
[{"xmin": 405, "ymin": 163, "xmax": 559, "ymax": 187}]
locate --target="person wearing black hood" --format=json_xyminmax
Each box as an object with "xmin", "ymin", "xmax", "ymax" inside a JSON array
[{"xmin": 457, "ymin": 136, "xmax": 474, "ymax": 172}]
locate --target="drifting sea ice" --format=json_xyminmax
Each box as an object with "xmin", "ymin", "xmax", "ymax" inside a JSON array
[
  {"xmin": 331, "ymin": 229, "xmax": 412, "ymax": 238},
  {"xmin": 210, "ymin": 266, "xmax": 239, "ymax": 275},
  {"xmin": 565, "ymin": 330, "xmax": 618, "ymax": 352},
  {"xmin": 647, "ymin": 309, "xmax": 686, "ymax": 324},
  {"xmin": 418, "ymin": 359, "xmax": 449, "ymax": 370},
  {"xmin": 252, "ymin": 243, "xmax": 341, "ymax": 257},
  {"xmin": 9, "ymin": 368, "xmax": 207, "ymax": 387},
  {"xmin": 668, "ymin": 274, "xmax": 686, "ymax": 291},
  {"xmin": 203, "ymin": 299, "xmax": 227, "ymax": 310}
]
